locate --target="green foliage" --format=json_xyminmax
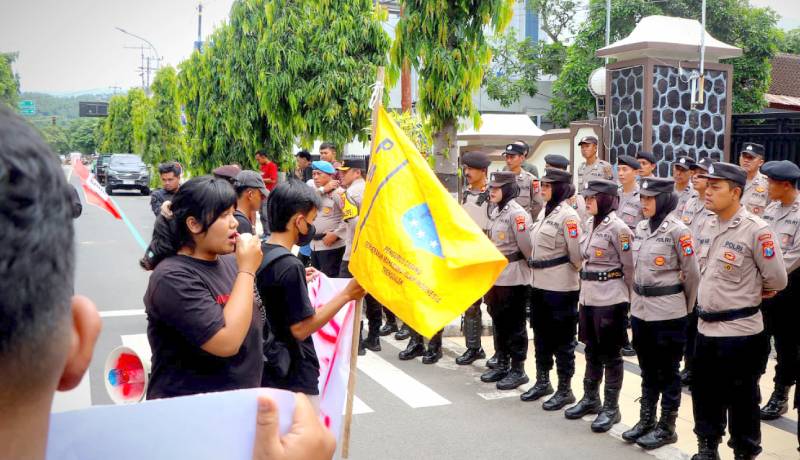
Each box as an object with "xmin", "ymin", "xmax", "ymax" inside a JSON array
[
  {"xmin": 389, "ymin": 110, "xmax": 432, "ymax": 156},
  {"xmin": 19, "ymin": 92, "xmax": 112, "ymax": 120},
  {"xmin": 38, "ymin": 124, "xmax": 70, "ymax": 154},
  {"xmin": 390, "ymin": 0, "xmax": 515, "ymax": 134},
  {"xmin": 128, "ymin": 88, "xmax": 151, "ymax": 154},
  {"xmin": 780, "ymin": 28, "xmax": 800, "ymax": 54},
  {"xmin": 142, "ymin": 66, "xmax": 186, "ymax": 167},
  {"xmin": 549, "ymin": 0, "xmax": 783, "ymax": 127},
  {"xmin": 528, "ymin": 0, "xmax": 578, "ymax": 44},
  {"xmin": 100, "ymin": 94, "xmax": 134, "ymax": 153},
  {"xmin": 0, "ymin": 52, "xmax": 20, "ymax": 109},
  {"xmin": 483, "ymin": 29, "xmax": 539, "ymax": 107},
  {"xmin": 67, "ymin": 118, "xmax": 101, "ymax": 154}
]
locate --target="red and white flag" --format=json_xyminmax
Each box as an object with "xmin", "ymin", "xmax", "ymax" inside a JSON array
[
  {"xmin": 71, "ymin": 154, "xmax": 121, "ymax": 220},
  {"xmin": 308, "ymin": 274, "xmax": 357, "ymax": 442}
]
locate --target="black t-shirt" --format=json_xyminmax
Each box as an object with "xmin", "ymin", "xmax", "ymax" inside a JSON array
[
  {"xmin": 257, "ymin": 244, "xmax": 320, "ymax": 394},
  {"xmin": 234, "ymin": 209, "xmax": 254, "ymax": 235},
  {"xmin": 144, "ymin": 254, "xmax": 263, "ymax": 399}
]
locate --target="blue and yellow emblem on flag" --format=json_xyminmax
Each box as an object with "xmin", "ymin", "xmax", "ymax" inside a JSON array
[{"xmin": 349, "ymin": 107, "xmax": 507, "ymax": 337}]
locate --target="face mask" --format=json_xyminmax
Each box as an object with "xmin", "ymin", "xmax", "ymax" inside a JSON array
[{"xmin": 296, "ymin": 218, "xmax": 316, "ymax": 246}]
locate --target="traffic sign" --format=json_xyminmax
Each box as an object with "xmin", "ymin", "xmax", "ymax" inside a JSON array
[{"xmin": 19, "ymin": 100, "xmax": 36, "ymax": 116}]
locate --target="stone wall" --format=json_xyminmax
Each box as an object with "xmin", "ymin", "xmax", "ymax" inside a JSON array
[{"xmin": 608, "ymin": 66, "xmax": 645, "ymax": 165}]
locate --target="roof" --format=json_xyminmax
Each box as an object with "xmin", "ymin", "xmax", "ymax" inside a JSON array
[
  {"xmin": 458, "ymin": 113, "xmax": 545, "ymax": 145},
  {"xmin": 768, "ymin": 53, "xmax": 800, "ymax": 98},
  {"xmin": 596, "ymin": 15, "xmax": 742, "ymax": 62}
]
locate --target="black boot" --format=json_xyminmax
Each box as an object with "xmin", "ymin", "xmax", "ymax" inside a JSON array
[
  {"xmin": 760, "ymin": 384, "xmax": 790, "ymax": 420},
  {"xmin": 565, "ymin": 378, "xmax": 601, "ymax": 419},
  {"xmin": 680, "ymin": 367, "xmax": 693, "ymax": 387},
  {"xmin": 591, "ymin": 387, "xmax": 621, "ymax": 432},
  {"xmin": 378, "ymin": 320, "xmax": 398, "ymax": 336},
  {"xmin": 362, "ymin": 332, "xmax": 381, "ymax": 352},
  {"xmin": 480, "ymin": 354, "xmax": 509, "ymax": 382},
  {"xmin": 691, "ymin": 438, "xmax": 721, "ymax": 460},
  {"xmin": 455, "ymin": 347, "xmax": 485, "ymax": 365},
  {"xmin": 520, "ymin": 369, "xmax": 553, "ymax": 401},
  {"xmin": 542, "ymin": 377, "xmax": 575, "ymax": 411},
  {"xmin": 637, "ymin": 408, "xmax": 678, "ymax": 449},
  {"xmin": 422, "ymin": 341, "xmax": 443, "ymax": 365},
  {"xmin": 733, "ymin": 452, "xmax": 755, "ymax": 460},
  {"xmin": 398, "ymin": 334, "xmax": 424, "ymax": 360},
  {"xmin": 621, "ymin": 344, "xmax": 636, "ymax": 357},
  {"xmin": 394, "ymin": 323, "xmax": 411, "ymax": 341},
  {"xmin": 497, "ymin": 360, "xmax": 529, "ymax": 390},
  {"xmin": 358, "ymin": 324, "xmax": 366, "ymax": 355},
  {"xmin": 486, "ymin": 353, "xmax": 500, "ymax": 369},
  {"xmin": 622, "ymin": 393, "xmax": 657, "ymax": 443}
]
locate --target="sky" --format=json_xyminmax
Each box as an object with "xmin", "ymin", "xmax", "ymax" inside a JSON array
[{"xmin": 1, "ymin": 0, "xmax": 798, "ymax": 95}]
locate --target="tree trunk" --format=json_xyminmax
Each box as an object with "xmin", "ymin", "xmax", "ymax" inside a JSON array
[
  {"xmin": 433, "ymin": 119, "xmax": 459, "ymax": 195},
  {"xmin": 401, "ymin": 58, "xmax": 412, "ymax": 113}
]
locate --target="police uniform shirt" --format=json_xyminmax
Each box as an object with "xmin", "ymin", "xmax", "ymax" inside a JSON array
[
  {"xmin": 487, "ymin": 200, "xmax": 533, "ymax": 286},
  {"xmin": 579, "ymin": 213, "xmax": 635, "ymax": 307},
  {"xmin": 616, "ymin": 185, "xmax": 644, "ymax": 230},
  {"xmin": 672, "ymin": 182, "xmax": 696, "ymax": 218},
  {"xmin": 512, "ymin": 169, "xmax": 543, "ymax": 220},
  {"xmin": 741, "ymin": 172, "xmax": 769, "ymax": 216},
  {"xmin": 631, "ymin": 214, "xmax": 700, "ymax": 321},
  {"xmin": 680, "ymin": 194, "xmax": 713, "ymax": 235},
  {"xmin": 577, "ymin": 159, "xmax": 614, "ymax": 190},
  {"xmin": 697, "ymin": 207, "xmax": 788, "ymax": 337},
  {"xmin": 530, "ymin": 202, "xmax": 582, "ymax": 291},
  {"xmin": 461, "ymin": 185, "xmax": 490, "ymax": 231},
  {"xmin": 341, "ymin": 178, "xmax": 366, "ymax": 261},
  {"xmin": 567, "ymin": 193, "xmax": 590, "ymax": 232},
  {"xmin": 311, "ymin": 187, "xmax": 347, "ymax": 251},
  {"xmin": 762, "ymin": 194, "xmax": 800, "ymax": 274}
]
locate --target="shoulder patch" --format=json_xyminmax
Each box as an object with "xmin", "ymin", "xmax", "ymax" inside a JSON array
[
  {"xmin": 620, "ymin": 233, "xmax": 631, "ymax": 251},
  {"xmin": 758, "ymin": 233, "xmax": 772, "ymax": 241},
  {"xmin": 679, "ymin": 234, "xmax": 694, "ymax": 256},
  {"xmin": 566, "ymin": 219, "xmax": 578, "ymax": 238},
  {"xmin": 515, "ymin": 214, "xmax": 527, "ymax": 232},
  {"xmin": 762, "ymin": 239, "xmax": 775, "ymax": 258}
]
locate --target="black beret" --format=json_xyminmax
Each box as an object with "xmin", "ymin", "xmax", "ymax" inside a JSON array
[
  {"xmin": 699, "ymin": 162, "xmax": 747, "ymax": 187},
  {"xmin": 636, "ymin": 151, "xmax": 656, "ymax": 164},
  {"xmin": 761, "ymin": 160, "xmax": 800, "ymax": 182},
  {"xmin": 541, "ymin": 168, "xmax": 572, "ymax": 184},
  {"xmin": 582, "ymin": 178, "xmax": 618, "ymax": 197},
  {"xmin": 740, "ymin": 142, "xmax": 765, "ymax": 158},
  {"xmin": 617, "ymin": 155, "xmax": 641, "ymax": 170},
  {"xmin": 639, "ymin": 177, "xmax": 675, "ymax": 197},
  {"xmin": 489, "ymin": 171, "xmax": 516, "ymax": 187},
  {"xmin": 544, "ymin": 154, "xmax": 570, "ymax": 169},
  {"xmin": 462, "ymin": 152, "xmax": 491, "ymax": 169},
  {"xmin": 503, "ymin": 143, "xmax": 527, "ymax": 156}
]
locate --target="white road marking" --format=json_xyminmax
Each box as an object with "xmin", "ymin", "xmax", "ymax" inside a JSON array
[
  {"xmin": 51, "ymin": 373, "xmax": 91, "ymax": 413},
  {"xmin": 477, "ymin": 390, "xmax": 523, "ymax": 401},
  {"xmin": 99, "ymin": 309, "xmax": 146, "ymax": 318},
  {"xmin": 349, "ymin": 396, "xmax": 374, "ymax": 415},
  {"xmin": 356, "ymin": 351, "xmax": 451, "ymax": 408}
]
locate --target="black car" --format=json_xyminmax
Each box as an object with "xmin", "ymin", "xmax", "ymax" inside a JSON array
[
  {"xmin": 95, "ymin": 154, "xmax": 113, "ymax": 184},
  {"xmin": 105, "ymin": 154, "xmax": 151, "ymax": 196}
]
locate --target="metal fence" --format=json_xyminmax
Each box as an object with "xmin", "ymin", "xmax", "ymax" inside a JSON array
[{"xmin": 730, "ymin": 112, "xmax": 800, "ymax": 164}]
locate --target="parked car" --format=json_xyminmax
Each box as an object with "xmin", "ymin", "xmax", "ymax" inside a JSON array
[
  {"xmin": 95, "ymin": 154, "xmax": 113, "ymax": 184},
  {"xmin": 104, "ymin": 154, "xmax": 150, "ymax": 196}
]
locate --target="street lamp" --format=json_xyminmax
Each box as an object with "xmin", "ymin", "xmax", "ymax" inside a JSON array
[{"xmin": 115, "ymin": 27, "xmax": 160, "ymax": 67}]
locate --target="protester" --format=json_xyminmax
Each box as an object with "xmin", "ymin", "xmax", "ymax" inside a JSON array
[
  {"xmin": 256, "ymin": 150, "xmax": 278, "ymax": 192},
  {"xmin": 140, "ymin": 175, "xmax": 264, "ymax": 399},
  {"xmin": 258, "ymin": 180, "xmax": 366, "ymax": 398},
  {"xmin": 234, "ymin": 170, "xmax": 269, "ymax": 235},
  {"xmin": 0, "ymin": 106, "xmax": 334, "ymax": 460},
  {"xmin": 295, "ymin": 150, "xmax": 313, "ymax": 183},
  {"xmin": 150, "ymin": 162, "xmax": 182, "ymax": 217}
]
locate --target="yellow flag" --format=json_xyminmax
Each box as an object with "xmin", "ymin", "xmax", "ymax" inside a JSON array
[{"xmin": 349, "ymin": 107, "xmax": 508, "ymax": 337}]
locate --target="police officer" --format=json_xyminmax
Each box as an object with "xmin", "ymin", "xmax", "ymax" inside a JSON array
[
  {"xmin": 691, "ymin": 162, "xmax": 787, "ymax": 460},
  {"xmin": 454, "ymin": 152, "xmax": 492, "ymax": 365},
  {"xmin": 502, "ymin": 141, "xmax": 544, "ymax": 221},
  {"xmin": 565, "ymin": 179, "xmax": 634, "ymax": 433},
  {"xmin": 616, "ymin": 155, "xmax": 645, "ymax": 230},
  {"xmin": 671, "ymin": 155, "xmax": 696, "ymax": 217},
  {"xmin": 577, "ymin": 135, "xmax": 614, "ymax": 190},
  {"xmin": 739, "ymin": 143, "xmax": 769, "ymax": 216},
  {"xmin": 480, "ymin": 171, "xmax": 533, "ymax": 390},
  {"xmin": 637, "ymin": 151, "xmax": 658, "ymax": 179},
  {"xmin": 545, "ymin": 154, "xmax": 589, "ymax": 228},
  {"xmin": 521, "ymin": 168, "xmax": 582, "ymax": 411},
  {"xmin": 310, "ymin": 161, "xmax": 347, "ymax": 277},
  {"xmin": 622, "ymin": 177, "xmax": 700, "ymax": 449},
  {"xmin": 679, "ymin": 157, "xmax": 715, "ymax": 386},
  {"xmin": 759, "ymin": 160, "xmax": 800, "ymax": 420}
]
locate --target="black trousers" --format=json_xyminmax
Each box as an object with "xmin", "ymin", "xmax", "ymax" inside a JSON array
[
  {"xmin": 691, "ymin": 332, "xmax": 770, "ymax": 456},
  {"xmin": 530, "ymin": 288, "xmax": 579, "ymax": 378},
  {"xmin": 463, "ymin": 299, "xmax": 483, "ymax": 350},
  {"xmin": 579, "ymin": 302, "xmax": 628, "ymax": 388},
  {"xmin": 762, "ymin": 270, "xmax": 800, "ymax": 386},
  {"xmin": 311, "ymin": 246, "xmax": 345, "ymax": 278},
  {"xmin": 683, "ymin": 307, "xmax": 699, "ymax": 371},
  {"xmin": 631, "ymin": 316, "xmax": 688, "ymax": 411},
  {"xmin": 338, "ymin": 261, "xmax": 382, "ymax": 334},
  {"xmin": 409, "ymin": 328, "xmax": 443, "ymax": 347},
  {"xmin": 485, "ymin": 285, "xmax": 528, "ymax": 363}
]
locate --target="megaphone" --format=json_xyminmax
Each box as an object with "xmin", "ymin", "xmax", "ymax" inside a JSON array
[{"xmin": 104, "ymin": 344, "xmax": 151, "ymax": 404}]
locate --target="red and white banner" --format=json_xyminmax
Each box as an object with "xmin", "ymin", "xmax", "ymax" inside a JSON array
[
  {"xmin": 71, "ymin": 153, "xmax": 121, "ymax": 220},
  {"xmin": 308, "ymin": 274, "xmax": 357, "ymax": 442}
]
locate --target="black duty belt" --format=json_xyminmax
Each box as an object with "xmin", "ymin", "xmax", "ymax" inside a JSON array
[
  {"xmin": 505, "ymin": 251, "xmax": 526, "ymax": 263},
  {"xmin": 312, "ymin": 234, "xmax": 325, "ymax": 241},
  {"xmin": 580, "ymin": 269, "xmax": 624, "ymax": 282},
  {"xmin": 529, "ymin": 255, "xmax": 570, "ymax": 269},
  {"xmin": 696, "ymin": 306, "xmax": 760, "ymax": 323},
  {"xmin": 634, "ymin": 284, "xmax": 684, "ymax": 297}
]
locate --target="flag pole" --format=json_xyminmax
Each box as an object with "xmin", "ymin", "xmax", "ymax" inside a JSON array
[{"xmin": 340, "ymin": 65, "xmax": 384, "ymax": 459}]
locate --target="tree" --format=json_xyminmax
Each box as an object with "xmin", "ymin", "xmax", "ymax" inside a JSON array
[
  {"xmin": 128, "ymin": 88, "xmax": 151, "ymax": 155},
  {"xmin": 0, "ymin": 52, "xmax": 20, "ymax": 109},
  {"xmin": 391, "ymin": 0, "xmax": 514, "ymax": 192},
  {"xmin": 39, "ymin": 124, "xmax": 71, "ymax": 154},
  {"xmin": 142, "ymin": 66, "xmax": 186, "ymax": 167},
  {"xmin": 779, "ymin": 27, "xmax": 800, "ymax": 54},
  {"xmin": 484, "ymin": 29, "xmax": 540, "ymax": 107},
  {"xmin": 100, "ymin": 94, "xmax": 134, "ymax": 153},
  {"xmin": 67, "ymin": 118, "xmax": 100, "ymax": 154},
  {"xmin": 549, "ymin": 0, "xmax": 783, "ymax": 127}
]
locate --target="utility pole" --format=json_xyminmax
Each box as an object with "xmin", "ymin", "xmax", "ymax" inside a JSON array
[
  {"xmin": 124, "ymin": 45, "xmax": 148, "ymax": 91},
  {"xmin": 400, "ymin": 3, "xmax": 411, "ymax": 113},
  {"xmin": 194, "ymin": 2, "xmax": 204, "ymax": 52}
]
